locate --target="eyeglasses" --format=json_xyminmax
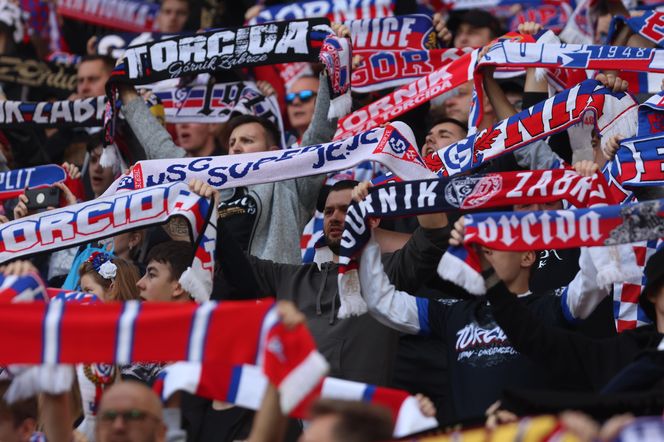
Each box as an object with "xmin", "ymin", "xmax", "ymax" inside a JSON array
[
  {"xmin": 99, "ymin": 409, "xmax": 160, "ymax": 425},
  {"xmin": 285, "ymin": 90, "xmax": 316, "ymax": 104}
]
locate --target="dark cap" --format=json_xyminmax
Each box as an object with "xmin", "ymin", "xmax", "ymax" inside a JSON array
[
  {"xmin": 446, "ymin": 9, "xmax": 504, "ymax": 39},
  {"xmin": 639, "ymin": 247, "xmax": 664, "ymax": 322}
]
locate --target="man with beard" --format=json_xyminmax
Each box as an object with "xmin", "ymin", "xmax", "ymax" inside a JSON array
[{"xmin": 236, "ymin": 180, "xmax": 449, "ymax": 385}]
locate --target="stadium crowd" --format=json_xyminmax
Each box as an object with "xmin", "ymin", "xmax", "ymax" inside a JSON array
[{"xmin": 0, "ymin": 0, "xmax": 663, "ymax": 441}]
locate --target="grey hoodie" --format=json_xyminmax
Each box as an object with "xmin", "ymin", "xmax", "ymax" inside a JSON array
[{"xmin": 122, "ymin": 77, "xmax": 335, "ymax": 264}]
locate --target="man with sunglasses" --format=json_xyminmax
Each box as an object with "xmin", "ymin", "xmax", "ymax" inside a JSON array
[{"xmin": 285, "ymin": 75, "xmax": 319, "ymax": 143}]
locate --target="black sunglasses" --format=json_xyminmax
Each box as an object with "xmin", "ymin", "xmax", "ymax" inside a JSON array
[{"xmin": 285, "ymin": 90, "xmax": 316, "ymax": 104}]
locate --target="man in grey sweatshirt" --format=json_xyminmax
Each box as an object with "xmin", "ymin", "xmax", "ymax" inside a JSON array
[{"xmin": 116, "ymin": 76, "xmax": 335, "ymax": 264}]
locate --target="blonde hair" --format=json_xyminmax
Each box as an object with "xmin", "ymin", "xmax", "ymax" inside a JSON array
[{"xmin": 78, "ymin": 257, "xmax": 140, "ymax": 301}]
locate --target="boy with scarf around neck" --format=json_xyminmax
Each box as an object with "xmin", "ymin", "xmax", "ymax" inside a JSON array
[{"xmin": 353, "ymin": 187, "xmax": 629, "ymax": 424}]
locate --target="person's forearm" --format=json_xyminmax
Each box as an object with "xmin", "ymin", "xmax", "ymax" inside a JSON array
[
  {"xmin": 300, "ymin": 73, "xmax": 337, "ymax": 146},
  {"xmin": 483, "ymin": 73, "xmax": 517, "ymax": 120},
  {"xmin": 122, "ymin": 96, "xmax": 185, "ymax": 160},
  {"xmin": 247, "ymin": 384, "xmax": 287, "ymax": 442},
  {"xmin": 42, "ymin": 393, "xmax": 73, "ymax": 442},
  {"xmin": 360, "ymin": 237, "xmax": 425, "ymax": 334}
]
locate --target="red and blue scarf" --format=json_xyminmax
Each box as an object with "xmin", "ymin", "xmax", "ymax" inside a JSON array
[
  {"xmin": 0, "ymin": 182, "xmax": 216, "ymax": 302},
  {"xmin": 248, "ymin": 0, "xmax": 394, "ymax": 25}
]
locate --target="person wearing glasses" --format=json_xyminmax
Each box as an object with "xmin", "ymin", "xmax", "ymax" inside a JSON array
[
  {"xmin": 285, "ymin": 75, "xmax": 320, "ymax": 144},
  {"xmin": 95, "ymin": 382, "xmax": 168, "ymax": 442}
]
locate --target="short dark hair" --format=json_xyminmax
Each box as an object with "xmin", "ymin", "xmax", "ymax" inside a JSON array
[
  {"xmin": 317, "ymin": 180, "xmax": 359, "ymax": 213},
  {"xmin": 310, "ymin": 399, "xmax": 393, "ymax": 442},
  {"xmin": 448, "ymin": 9, "xmax": 504, "ymax": 39},
  {"xmin": 80, "ymin": 54, "xmax": 116, "ymax": 73},
  {"xmin": 224, "ymin": 115, "xmax": 281, "ymax": 149},
  {"xmin": 428, "ymin": 117, "xmax": 468, "ymax": 135},
  {"xmin": 0, "ymin": 381, "xmax": 38, "ymax": 428},
  {"xmin": 146, "ymin": 240, "xmax": 193, "ymax": 281}
]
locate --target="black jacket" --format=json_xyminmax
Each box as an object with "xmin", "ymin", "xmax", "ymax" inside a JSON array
[{"xmin": 487, "ymin": 284, "xmax": 664, "ymax": 391}]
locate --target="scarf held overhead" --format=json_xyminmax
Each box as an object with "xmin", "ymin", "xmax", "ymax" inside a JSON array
[
  {"xmin": 102, "ymin": 122, "xmax": 434, "ymax": 195},
  {"xmin": 336, "ymin": 170, "xmax": 614, "ymax": 317},
  {"xmin": 334, "ymin": 41, "xmax": 664, "ymax": 140},
  {"xmin": 425, "ymin": 80, "xmax": 637, "ymax": 177},
  {"xmin": 0, "ymin": 182, "xmax": 216, "ymax": 302},
  {"xmin": 0, "ymin": 299, "xmax": 329, "ymax": 413},
  {"xmin": 439, "ymin": 199, "xmax": 664, "ymax": 294},
  {"xmin": 0, "ymin": 165, "xmax": 66, "ymax": 200},
  {"xmin": 0, "ymin": 97, "xmax": 105, "ymax": 127}
]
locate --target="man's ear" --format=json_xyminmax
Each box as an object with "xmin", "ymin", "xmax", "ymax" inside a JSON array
[{"xmin": 522, "ymin": 251, "xmax": 537, "ymax": 268}]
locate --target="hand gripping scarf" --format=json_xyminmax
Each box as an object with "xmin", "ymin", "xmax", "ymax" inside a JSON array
[
  {"xmin": 439, "ymin": 198, "xmax": 664, "ymax": 295},
  {"xmin": 425, "ymin": 80, "xmax": 638, "ymax": 177},
  {"xmin": 155, "ymin": 363, "xmax": 438, "ymax": 437},
  {"xmin": 0, "ymin": 182, "xmax": 216, "ymax": 302},
  {"xmin": 103, "ymin": 19, "xmax": 351, "ymax": 146},
  {"xmin": 101, "ymin": 122, "xmax": 434, "ymax": 195},
  {"xmin": 248, "ymin": 0, "xmax": 394, "ymax": 25},
  {"xmin": 0, "ymin": 299, "xmax": 328, "ymax": 413},
  {"xmin": 0, "ymin": 272, "xmax": 99, "ymax": 303},
  {"xmin": 602, "ymin": 91, "xmax": 664, "ymax": 202},
  {"xmin": 336, "ymin": 169, "xmax": 614, "ymax": 318}
]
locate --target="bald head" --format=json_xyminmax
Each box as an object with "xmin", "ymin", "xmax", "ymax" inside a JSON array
[{"xmin": 96, "ymin": 382, "xmax": 165, "ymax": 442}]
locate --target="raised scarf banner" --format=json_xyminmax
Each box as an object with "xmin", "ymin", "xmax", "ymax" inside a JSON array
[
  {"xmin": 335, "ymin": 39, "xmax": 664, "ymax": 140},
  {"xmin": 0, "ymin": 55, "xmax": 77, "ymax": 97},
  {"xmin": 0, "ymin": 165, "xmax": 66, "ymax": 200},
  {"xmin": 352, "ymin": 48, "xmax": 469, "ymax": 93},
  {"xmin": 156, "ymin": 363, "xmax": 438, "ymax": 437},
  {"xmin": 0, "ymin": 97, "xmax": 105, "ymax": 127},
  {"xmin": 0, "ymin": 182, "xmax": 217, "ymax": 302},
  {"xmin": 110, "ymin": 19, "xmax": 332, "ymax": 85},
  {"xmin": 248, "ymin": 0, "xmax": 394, "ymax": 25},
  {"xmin": 347, "ymin": 14, "xmax": 443, "ymax": 92},
  {"xmin": 336, "ymin": 169, "xmax": 614, "ymax": 317},
  {"xmin": 439, "ymin": 198, "xmax": 664, "ymax": 294},
  {"xmin": 152, "ymin": 82, "xmax": 283, "ymax": 126},
  {"xmin": 56, "ymin": 0, "xmax": 159, "ymax": 33},
  {"xmin": 104, "ymin": 19, "xmax": 351, "ymax": 143},
  {"xmin": 559, "ymin": 0, "xmax": 597, "ymax": 45},
  {"xmin": 0, "ymin": 299, "xmax": 329, "ymax": 414},
  {"xmin": 102, "ymin": 121, "xmax": 434, "ymax": 195},
  {"xmin": 425, "ymin": 80, "xmax": 637, "ymax": 177},
  {"xmin": 471, "ymin": 40, "xmax": 664, "ymax": 128},
  {"xmin": 0, "ymin": 0, "xmax": 24, "ymax": 44}
]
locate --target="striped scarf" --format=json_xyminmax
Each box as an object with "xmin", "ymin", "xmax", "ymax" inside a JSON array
[
  {"xmin": 337, "ymin": 170, "xmax": 614, "ymax": 317},
  {"xmin": 0, "ymin": 182, "xmax": 216, "ymax": 302},
  {"xmin": 0, "ymin": 299, "xmax": 328, "ymax": 414},
  {"xmin": 104, "ymin": 19, "xmax": 351, "ymax": 144},
  {"xmin": 102, "ymin": 122, "xmax": 434, "ymax": 196},
  {"xmin": 155, "ymin": 363, "xmax": 437, "ymax": 437},
  {"xmin": 440, "ymin": 199, "xmax": 664, "ymax": 295},
  {"xmin": 426, "ymin": 80, "xmax": 637, "ymax": 177}
]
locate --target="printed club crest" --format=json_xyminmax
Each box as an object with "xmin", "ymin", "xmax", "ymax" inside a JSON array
[
  {"xmin": 373, "ymin": 126, "xmax": 424, "ymax": 166},
  {"xmin": 444, "ymin": 175, "xmax": 502, "ymax": 209}
]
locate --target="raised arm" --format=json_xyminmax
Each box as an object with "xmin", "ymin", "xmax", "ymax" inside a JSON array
[
  {"xmin": 359, "ymin": 234, "xmax": 436, "ymax": 336},
  {"xmin": 118, "ymin": 84, "xmax": 185, "ymax": 160}
]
